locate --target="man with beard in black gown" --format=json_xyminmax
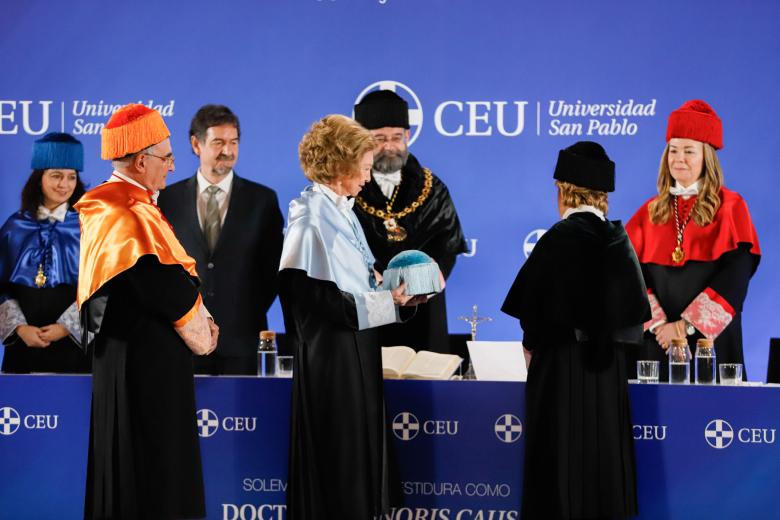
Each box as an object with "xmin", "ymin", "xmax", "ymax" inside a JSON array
[
  {"xmin": 502, "ymin": 141, "xmax": 650, "ymax": 520},
  {"xmin": 353, "ymin": 89, "xmax": 468, "ymax": 353}
]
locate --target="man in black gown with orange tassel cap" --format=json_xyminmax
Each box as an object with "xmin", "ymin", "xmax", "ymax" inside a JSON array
[{"xmin": 77, "ymin": 103, "xmax": 217, "ymax": 519}]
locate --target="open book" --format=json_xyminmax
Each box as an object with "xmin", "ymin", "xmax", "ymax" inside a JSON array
[{"xmin": 381, "ymin": 346, "xmax": 463, "ymax": 380}]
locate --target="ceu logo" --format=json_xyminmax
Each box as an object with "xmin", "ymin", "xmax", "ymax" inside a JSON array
[
  {"xmin": 0, "ymin": 407, "xmax": 21, "ymax": 436},
  {"xmin": 392, "ymin": 412, "xmax": 420, "ymax": 441},
  {"xmin": 0, "ymin": 101, "xmax": 53, "ymax": 135},
  {"xmin": 197, "ymin": 408, "xmax": 258, "ymax": 438},
  {"xmin": 523, "ymin": 229, "xmax": 546, "ymax": 258},
  {"xmin": 197, "ymin": 409, "xmax": 220, "ymax": 438},
  {"xmin": 392, "ymin": 412, "xmax": 459, "ymax": 440},
  {"xmin": 0, "ymin": 405, "xmax": 58, "ymax": 435},
  {"xmin": 633, "ymin": 424, "xmax": 667, "ymax": 441},
  {"xmin": 705, "ymin": 419, "xmax": 734, "ymax": 449},
  {"xmin": 704, "ymin": 418, "xmax": 775, "ymax": 449},
  {"xmin": 355, "ymin": 80, "xmax": 423, "ymax": 146},
  {"xmin": 495, "ymin": 414, "xmax": 523, "ymax": 443}
]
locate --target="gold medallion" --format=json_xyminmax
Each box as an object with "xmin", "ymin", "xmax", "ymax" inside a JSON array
[
  {"xmin": 672, "ymin": 246, "xmax": 685, "ymax": 264},
  {"xmin": 384, "ymin": 218, "xmax": 408, "ymax": 242},
  {"xmin": 355, "ymin": 168, "xmax": 434, "ymax": 242},
  {"xmin": 672, "ymin": 196, "xmax": 694, "ymax": 266},
  {"xmin": 35, "ymin": 264, "xmax": 46, "ymax": 288}
]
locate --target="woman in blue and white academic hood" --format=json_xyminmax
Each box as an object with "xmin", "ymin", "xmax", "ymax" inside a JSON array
[
  {"xmin": 280, "ymin": 114, "xmax": 425, "ymax": 520},
  {"xmin": 0, "ymin": 132, "xmax": 89, "ymax": 373}
]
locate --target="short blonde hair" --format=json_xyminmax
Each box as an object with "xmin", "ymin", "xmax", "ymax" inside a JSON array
[
  {"xmin": 298, "ymin": 115, "xmax": 375, "ymax": 184},
  {"xmin": 556, "ymin": 180, "xmax": 609, "ymax": 215},
  {"xmin": 648, "ymin": 142, "xmax": 723, "ymax": 226}
]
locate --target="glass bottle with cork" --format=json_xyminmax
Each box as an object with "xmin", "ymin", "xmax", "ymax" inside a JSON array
[
  {"xmin": 695, "ymin": 338, "xmax": 716, "ymax": 384},
  {"xmin": 668, "ymin": 338, "xmax": 692, "ymax": 384},
  {"xmin": 258, "ymin": 330, "xmax": 277, "ymax": 377}
]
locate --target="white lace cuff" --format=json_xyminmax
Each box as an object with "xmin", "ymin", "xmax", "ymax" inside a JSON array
[
  {"xmin": 354, "ymin": 290, "xmax": 398, "ymax": 330},
  {"xmin": 57, "ymin": 301, "xmax": 93, "ymax": 347},
  {"xmin": 643, "ymin": 291, "xmax": 667, "ymax": 332},
  {"xmin": 681, "ymin": 289, "xmax": 734, "ymax": 340},
  {"xmin": 0, "ymin": 299, "xmax": 27, "ymax": 341}
]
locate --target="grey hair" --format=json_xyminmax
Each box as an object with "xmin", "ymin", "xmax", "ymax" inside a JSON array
[{"xmin": 111, "ymin": 144, "xmax": 157, "ymax": 169}]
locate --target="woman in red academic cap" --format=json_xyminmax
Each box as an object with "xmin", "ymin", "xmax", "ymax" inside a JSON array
[{"xmin": 626, "ymin": 100, "xmax": 760, "ymax": 381}]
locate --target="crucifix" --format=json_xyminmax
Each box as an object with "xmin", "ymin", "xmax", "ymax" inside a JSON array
[{"xmin": 458, "ymin": 304, "xmax": 492, "ymax": 341}]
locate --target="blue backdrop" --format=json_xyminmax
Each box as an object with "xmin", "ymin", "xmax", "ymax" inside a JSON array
[{"xmin": 1, "ymin": 0, "xmax": 778, "ymax": 377}]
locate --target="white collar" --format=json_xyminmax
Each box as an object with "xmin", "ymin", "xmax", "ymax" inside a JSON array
[
  {"xmin": 109, "ymin": 170, "xmax": 159, "ymax": 203},
  {"xmin": 562, "ymin": 204, "xmax": 606, "ymax": 221},
  {"xmin": 373, "ymin": 170, "xmax": 402, "ymax": 184},
  {"xmin": 197, "ymin": 169, "xmax": 234, "ymax": 194},
  {"xmin": 37, "ymin": 202, "xmax": 68, "ymax": 223},
  {"xmin": 669, "ymin": 180, "xmax": 700, "ymax": 198},
  {"xmin": 313, "ymin": 183, "xmax": 354, "ymax": 211}
]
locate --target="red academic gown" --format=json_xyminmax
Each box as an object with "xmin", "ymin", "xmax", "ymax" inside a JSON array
[{"xmin": 625, "ymin": 187, "xmax": 760, "ymax": 380}]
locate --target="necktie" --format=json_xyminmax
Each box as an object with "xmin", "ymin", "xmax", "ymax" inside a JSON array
[{"xmin": 204, "ymin": 185, "xmax": 222, "ymax": 253}]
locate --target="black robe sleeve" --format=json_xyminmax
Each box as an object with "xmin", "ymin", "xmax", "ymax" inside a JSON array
[
  {"xmin": 705, "ymin": 244, "xmax": 757, "ymax": 314},
  {"xmin": 501, "ymin": 229, "xmax": 556, "ymax": 351},
  {"xmin": 421, "ymin": 182, "xmax": 467, "ymax": 279},
  {"xmin": 82, "ymin": 255, "xmax": 202, "ymax": 347},
  {"xmin": 502, "ymin": 217, "xmax": 649, "ymax": 351},
  {"xmin": 257, "ymin": 195, "xmax": 285, "ymax": 313},
  {"xmin": 680, "ymin": 243, "xmax": 758, "ymax": 338},
  {"xmin": 123, "ymin": 255, "xmax": 201, "ymax": 322},
  {"xmin": 280, "ymin": 268, "xmax": 359, "ymax": 334}
]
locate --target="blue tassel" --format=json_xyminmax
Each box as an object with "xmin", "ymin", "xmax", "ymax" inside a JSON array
[{"xmin": 382, "ymin": 250, "xmax": 442, "ymax": 295}]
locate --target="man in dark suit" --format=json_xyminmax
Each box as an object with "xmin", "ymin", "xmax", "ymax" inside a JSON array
[{"xmin": 158, "ymin": 104, "xmax": 283, "ymax": 375}]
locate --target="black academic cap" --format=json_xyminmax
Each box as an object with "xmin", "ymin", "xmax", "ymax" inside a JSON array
[
  {"xmin": 553, "ymin": 141, "xmax": 615, "ymax": 192},
  {"xmin": 354, "ymin": 90, "xmax": 410, "ymax": 130}
]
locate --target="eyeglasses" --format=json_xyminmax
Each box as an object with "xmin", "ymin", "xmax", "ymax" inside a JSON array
[{"xmin": 143, "ymin": 152, "xmax": 175, "ymax": 167}]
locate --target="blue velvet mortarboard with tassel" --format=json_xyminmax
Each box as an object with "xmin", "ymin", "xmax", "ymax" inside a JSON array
[
  {"xmin": 382, "ymin": 250, "xmax": 443, "ymax": 295},
  {"xmin": 30, "ymin": 132, "xmax": 83, "ymax": 171}
]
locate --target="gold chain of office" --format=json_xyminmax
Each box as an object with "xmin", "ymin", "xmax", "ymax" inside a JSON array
[{"xmin": 355, "ymin": 168, "xmax": 433, "ymax": 220}]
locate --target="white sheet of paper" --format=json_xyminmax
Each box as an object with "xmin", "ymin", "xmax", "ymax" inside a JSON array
[{"xmin": 467, "ymin": 341, "xmax": 527, "ymax": 382}]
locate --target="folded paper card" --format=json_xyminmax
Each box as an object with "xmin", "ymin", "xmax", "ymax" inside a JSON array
[{"xmin": 467, "ymin": 341, "xmax": 527, "ymax": 382}]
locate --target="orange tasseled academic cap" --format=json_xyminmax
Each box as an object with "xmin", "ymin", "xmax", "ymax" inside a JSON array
[{"xmin": 100, "ymin": 103, "xmax": 171, "ymax": 160}]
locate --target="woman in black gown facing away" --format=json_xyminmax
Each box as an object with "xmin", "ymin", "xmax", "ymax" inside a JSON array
[{"xmin": 502, "ymin": 141, "xmax": 650, "ymax": 520}]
